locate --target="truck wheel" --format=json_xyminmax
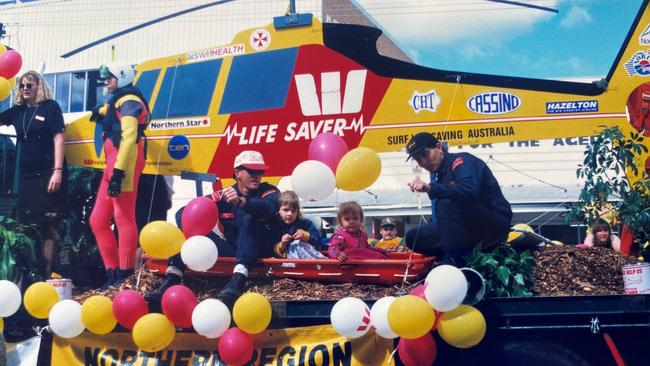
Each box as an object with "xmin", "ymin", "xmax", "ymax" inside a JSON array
[{"xmin": 503, "ymin": 338, "xmax": 591, "ymax": 366}]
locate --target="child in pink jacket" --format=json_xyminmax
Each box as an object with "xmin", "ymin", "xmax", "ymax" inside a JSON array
[{"xmin": 328, "ymin": 201, "xmax": 388, "ymax": 261}]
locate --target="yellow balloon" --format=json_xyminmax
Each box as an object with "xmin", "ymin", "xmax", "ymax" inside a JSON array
[
  {"xmin": 0, "ymin": 77, "xmax": 10, "ymax": 101},
  {"xmin": 0, "ymin": 317, "xmax": 4, "ymax": 332},
  {"xmin": 233, "ymin": 292, "xmax": 271, "ymax": 334},
  {"xmin": 438, "ymin": 305, "xmax": 486, "ymax": 349},
  {"xmin": 507, "ymin": 223, "xmax": 533, "ymax": 244},
  {"xmin": 0, "ymin": 43, "xmax": 6, "ymax": 54},
  {"xmin": 335, "ymin": 147, "xmax": 381, "ymax": 191},
  {"xmin": 24, "ymin": 282, "xmax": 59, "ymax": 319},
  {"xmin": 139, "ymin": 221, "xmax": 185, "ymax": 259},
  {"xmin": 387, "ymin": 295, "xmax": 435, "ymax": 339},
  {"xmin": 81, "ymin": 295, "xmax": 117, "ymax": 335},
  {"xmin": 132, "ymin": 313, "xmax": 176, "ymax": 352}
]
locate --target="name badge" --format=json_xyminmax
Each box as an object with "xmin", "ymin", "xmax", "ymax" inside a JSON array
[{"xmin": 35, "ymin": 115, "xmax": 45, "ymax": 121}]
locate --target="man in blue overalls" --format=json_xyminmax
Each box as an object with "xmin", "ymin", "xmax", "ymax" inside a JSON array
[
  {"xmin": 405, "ymin": 133, "xmax": 512, "ymax": 266},
  {"xmin": 147, "ymin": 150, "xmax": 280, "ymax": 306}
]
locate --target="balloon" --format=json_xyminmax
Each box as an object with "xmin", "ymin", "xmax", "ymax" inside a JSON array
[
  {"xmin": 0, "ymin": 317, "xmax": 3, "ymax": 332},
  {"xmin": 113, "ymin": 290, "xmax": 148, "ymax": 329},
  {"xmin": 132, "ymin": 313, "xmax": 176, "ymax": 352},
  {"xmin": 335, "ymin": 147, "xmax": 381, "ymax": 191},
  {"xmin": 218, "ymin": 327, "xmax": 254, "ymax": 366},
  {"xmin": 369, "ymin": 296, "xmax": 398, "ymax": 339},
  {"xmin": 192, "ymin": 299, "xmax": 231, "ymax": 339},
  {"xmin": 49, "ymin": 300, "xmax": 85, "ymax": 338},
  {"xmin": 162, "ymin": 285, "xmax": 197, "ymax": 328},
  {"xmin": 180, "ymin": 236, "xmax": 219, "ymax": 272},
  {"xmin": 0, "ymin": 44, "xmax": 6, "ymax": 54},
  {"xmin": 181, "ymin": 197, "xmax": 218, "ymax": 237},
  {"xmin": 0, "ymin": 50, "xmax": 23, "ymax": 79},
  {"xmin": 308, "ymin": 132, "xmax": 349, "ymax": 172},
  {"xmin": 139, "ymin": 221, "xmax": 185, "ymax": 259},
  {"xmin": 233, "ymin": 292, "xmax": 271, "ymax": 334},
  {"xmin": 437, "ymin": 305, "xmax": 486, "ymax": 349},
  {"xmin": 0, "ymin": 280, "xmax": 21, "ymax": 317},
  {"xmin": 387, "ymin": 295, "xmax": 435, "ymax": 339},
  {"xmin": 409, "ymin": 284, "xmax": 426, "ymax": 299},
  {"xmin": 424, "ymin": 265, "xmax": 468, "ymax": 312},
  {"xmin": 276, "ymin": 176, "xmax": 293, "ymax": 192},
  {"xmin": 81, "ymin": 295, "xmax": 117, "ymax": 335},
  {"xmin": 24, "ymin": 282, "xmax": 59, "ymax": 319},
  {"xmin": 330, "ymin": 297, "xmax": 371, "ymax": 339},
  {"xmin": 291, "ymin": 160, "xmax": 335, "ymax": 201},
  {"xmin": 0, "ymin": 77, "xmax": 10, "ymax": 100},
  {"xmin": 397, "ymin": 333, "xmax": 437, "ymax": 366}
]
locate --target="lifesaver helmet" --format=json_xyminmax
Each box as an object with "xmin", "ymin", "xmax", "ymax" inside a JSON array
[{"xmin": 100, "ymin": 63, "xmax": 135, "ymax": 89}]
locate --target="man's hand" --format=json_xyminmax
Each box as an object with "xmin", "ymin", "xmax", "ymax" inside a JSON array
[
  {"xmin": 408, "ymin": 176, "xmax": 429, "ymax": 193},
  {"xmin": 108, "ymin": 169, "xmax": 125, "ymax": 197},
  {"xmin": 222, "ymin": 187, "xmax": 242, "ymax": 205}
]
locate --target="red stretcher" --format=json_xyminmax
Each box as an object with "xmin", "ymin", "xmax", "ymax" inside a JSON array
[{"xmin": 146, "ymin": 252, "xmax": 436, "ymax": 285}]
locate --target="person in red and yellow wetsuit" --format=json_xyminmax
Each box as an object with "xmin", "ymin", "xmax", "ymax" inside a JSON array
[{"xmin": 89, "ymin": 63, "xmax": 149, "ymax": 290}]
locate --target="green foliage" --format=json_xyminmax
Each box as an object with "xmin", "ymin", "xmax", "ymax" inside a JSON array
[
  {"xmin": 465, "ymin": 244, "xmax": 535, "ymax": 298},
  {"xmin": 0, "ymin": 215, "xmax": 40, "ymax": 283},
  {"xmin": 566, "ymin": 126, "xmax": 650, "ymax": 242}
]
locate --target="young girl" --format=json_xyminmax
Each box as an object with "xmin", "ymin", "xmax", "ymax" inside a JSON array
[
  {"xmin": 274, "ymin": 191, "xmax": 324, "ymax": 259},
  {"xmin": 328, "ymin": 201, "xmax": 388, "ymax": 261}
]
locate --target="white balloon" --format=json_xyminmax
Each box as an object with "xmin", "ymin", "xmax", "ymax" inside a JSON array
[
  {"xmin": 181, "ymin": 236, "xmax": 219, "ymax": 272},
  {"xmin": 192, "ymin": 299, "xmax": 231, "ymax": 339},
  {"xmin": 424, "ymin": 265, "xmax": 468, "ymax": 312},
  {"xmin": 291, "ymin": 160, "xmax": 335, "ymax": 201},
  {"xmin": 49, "ymin": 299, "xmax": 85, "ymax": 338},
  {"xmin": 276, "ymin": 176, "xmax": 293, "ymax": 192},
  {"xmin": 0, "ymin": 280, "xmax": 21, "ymax": 317},
  {"xmin": 330, "ymin": 297, "xmax": 370, "ymax": 339},
  {"xmin": 369, "ymin": 296, "xmax": 398, "ymax": 339}
]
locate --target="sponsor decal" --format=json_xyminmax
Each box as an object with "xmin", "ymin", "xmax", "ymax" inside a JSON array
[
  {"xmin": 250, "ymin": 29, "xmax": 271, "ymax": 51},
  {"xmin": 624, "ymin": 51, "xmax": 650, "ymax": 76},
  {"xmin": 149, "ymin": 118, "xmax": 210, "ymax": 130},
  {"xmin": 186, "ymin": 44, "xmax": 244, "ymax": 63},
  {"xmin": 295, "ymin": 70, "xmax": 367, "ymax": 116},
  {"xmin": 451, "ymin": 157, "xmax": 464, "ymax": 171},
  {"xmin": 641, "ymin": 24, "xmax": 650, "ymax": 45},
  {"xmin": 546, "ymin": 100, "xmax": 598, "ymax": 114},
  {"xmin": 167, "ymin": 135, "xmax": 190, "ymax": 160},
  {"xmin": 467, "ymin": 91, "xmax": 521, "ymax": 115},
  {"xmin": 408, "ymin": 89, "xmax": 440, "ymax": 113}
]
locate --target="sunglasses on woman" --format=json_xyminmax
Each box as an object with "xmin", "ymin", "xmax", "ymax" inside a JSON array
[{"xmin": 19, "ymin": 83, "xmax": 34, "ymax": 90}]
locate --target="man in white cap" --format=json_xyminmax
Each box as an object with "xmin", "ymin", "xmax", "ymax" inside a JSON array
[{"xmin": 147, "ymin": 150, "xmax": 280, "ymax": 305}]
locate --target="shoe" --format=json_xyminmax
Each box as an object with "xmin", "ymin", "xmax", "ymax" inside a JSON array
[
  {"xmin": 144, "ymin": 273, "xmax": 182, "ymax": 302},
  {"xmin": 111, "ymin": 269, "xmax": 134, "ymax": 288},
  {"xmin": 217, "ymin": 273, "xmax": 247, "ymax": 307},
  {"xmin": 99, "ymin": 269, "xmax": 116, "ymax": 291}
]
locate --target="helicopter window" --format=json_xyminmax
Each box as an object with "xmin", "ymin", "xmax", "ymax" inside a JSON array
[
  {"xmin": 134, "ymin": 69, "xmax": 160, "ymax": 107},
  {"xmin": 151, "ymin": 59, "xmax": 221, "ymax": 119},
  {"xmin": 219, "ymin": 48, "xmax": 298, "ymax": 114}
]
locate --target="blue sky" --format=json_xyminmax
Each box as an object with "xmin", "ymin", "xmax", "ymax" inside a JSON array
[{"xmin": 357, "ymin": 0, "xmax": 644, "ymax": 80}]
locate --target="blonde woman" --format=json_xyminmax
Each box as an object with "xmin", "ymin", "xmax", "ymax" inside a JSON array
[{"xmin": 0, "ymin": 70, "xmax": 66, "ymax": 277}]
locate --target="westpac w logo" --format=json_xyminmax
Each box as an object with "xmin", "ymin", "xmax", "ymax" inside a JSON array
[{"xmin": 294, "ymin": 70, "xmax": 367, "ymax": 116}]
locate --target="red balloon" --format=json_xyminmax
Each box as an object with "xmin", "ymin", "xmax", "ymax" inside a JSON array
[
  {"xmin": 308, "ymin": 132, "xmax": 348, "ymax": 173},
  {"xmin": 181, "ymin": 197, "xmax": 218, "ymax": 237},
  {"xmin": 112, "ymin": 290, "xmax": 148, "ymax": 329},
  {"xmin": 409, "ymin": 284, "xmax": 427, "ymax": 299},
  {"xmin": 218, "ymin": 327, "xmax": 254, "ymax": 366},
  {"xmin": 397, "ymin": 333, "xmax": 437, "ymax": 366},
  {"xmin": 0, "ymin": 50, "xmax": 23, "ymax": 79},
  {"xmin": 161, "ymin": 285, "xmax": 197, "ymax": 328}
]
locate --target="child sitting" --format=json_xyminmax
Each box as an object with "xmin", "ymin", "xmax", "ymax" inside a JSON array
[
  {"xmin": 274, "ymin": 191, "xmax": 325, "ymax": 259},
  {"xmin": 328, "ymin": 201, "xmax": 388, "ymax": 261}
]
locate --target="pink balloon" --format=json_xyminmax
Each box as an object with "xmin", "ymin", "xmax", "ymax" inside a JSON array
[
  {"xmin": 161, "ymin": 285, "xmax": 197, "ymax": 328},
  {"xmin": 409, "ymin": 284, "xmax": 427, "ymax": 299},
  {"xmin": 308, "ymin": 133, "xmax": 348, "ymax": 173},
  {"xmin": 218, "ymin": 327, "xmax": 254, "ymax": 366},
  {"xmin": 181, "ymin": 197, "xmax": 218, "ymax": 237},
  {"xmin": 112, "ymin": 290, "xmax": 148, "ymax": 329},
  {"xmin": 397, "ymin": 333, "xmax": 437, "ymax": 366},
  {"xmin": 0, "ymin": 50, "xmax": 23, "ymax": 79}
]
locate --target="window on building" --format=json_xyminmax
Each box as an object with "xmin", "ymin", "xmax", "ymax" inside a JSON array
[{"xmin": 151, "ymin": 60, "xmax": 221, "ymax": 119}]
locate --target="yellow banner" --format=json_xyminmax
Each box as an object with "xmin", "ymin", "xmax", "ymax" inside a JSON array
[{"xmin": 51, "ymin": 325, "xmax": 395, "ymax": 365}]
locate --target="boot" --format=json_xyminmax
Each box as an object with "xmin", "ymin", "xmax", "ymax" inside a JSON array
[
  {"xmin": 99, "ymin": 269, "xmax": 116, "ymax": 291},
  {"xmin": 111, "ymin": 269, "xmax": 134, "ymax": 288},
  {"xmin": 217, "ymin": 273, "xmax": 247, "ymax": 307},
  {"xmin": 145, "ymin": 273, "xmax": 182, "ymax": 302}
]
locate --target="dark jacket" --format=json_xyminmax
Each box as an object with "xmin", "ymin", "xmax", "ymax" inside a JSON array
[{"xmin": 276, "ymin": 217, "xmax": 322, "ymax": 250}]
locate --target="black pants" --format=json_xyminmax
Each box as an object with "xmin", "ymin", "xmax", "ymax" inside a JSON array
[{"xmin": 406, "ymin": 198, "xmax": 511, "ymax": 266}]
